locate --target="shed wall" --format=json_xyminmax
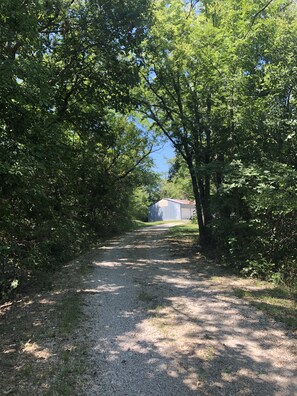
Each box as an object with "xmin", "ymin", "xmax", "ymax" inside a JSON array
[{"xmin": 148, "ymin": 199, "xmax": 181, "ymax": 221}]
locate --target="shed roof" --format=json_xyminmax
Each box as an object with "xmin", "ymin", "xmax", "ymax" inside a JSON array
[
  {"xmin": 148, "ymin": 198, "xmax": 195, "ymax": 208},
  {"xmin": 166, "ymin": 198, "xmax": 195, "ymax": 205}
]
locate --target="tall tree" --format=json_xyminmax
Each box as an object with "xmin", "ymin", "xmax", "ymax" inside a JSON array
[
  {"xmin": 0, "ymin": 0, "xmax": 153, "ymax": 296},
  {"xmin": 136, "ymin": 0, "xmax": 297, "ymax": 253},
  {"xmin": 137, "ymin": 0, "xmax": 220, "ymax": 244}
]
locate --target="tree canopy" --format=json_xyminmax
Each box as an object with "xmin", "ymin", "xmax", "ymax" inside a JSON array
[
  {"xmin": 136, "ymin": 0, "xmax": 297, "ymax": 282},
  {"xmin": 0, "ymin": 0, "xmax": 155, "ymax": 297},
  {"xmin": 1, "ymin": 0, "xmax": 296, "ymax": 296}
]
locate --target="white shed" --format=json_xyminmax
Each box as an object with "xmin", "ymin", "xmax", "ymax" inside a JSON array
[{"xmin": 148, "ymin": 198, "xmax": 196, "ymax": 222}]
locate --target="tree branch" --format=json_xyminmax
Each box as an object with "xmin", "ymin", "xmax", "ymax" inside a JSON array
[
  {"xmin": 244, "ymin": 0, "xmax": 275, "ymax": 39},
  {"xmin": 114, "ymin": 146, "xmax": 154, "ymax": 182}
]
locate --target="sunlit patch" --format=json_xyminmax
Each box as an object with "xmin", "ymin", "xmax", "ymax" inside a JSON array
[
  {"xmin": 195, "ymin": 346, "xmax": 216, "ymax": 361},
  {"xmin": 22, "ymin": 300, "xmax": 34, "ymax": 307},
  {"xmin": 33, "ymin": 319, "xmax": 43, "ymax": 327},
  {"xmin": 93, "ymin": 261, "xmax": 121, "ymax": 268},
  {"xmin": 22, "ymin": 341, "xmax": 52, "ymax": 360},
  {"xmin": 154, "ymin": 275, "xmax": 200, "ymax": 289},
  {"xmin": 0, "ymin": 302, "xmax": 13, "ymax": 316},
  {"xmin": 95, "ymin": 284, "xmax": 124, "ymax": 293},
  {"xmin": 3, "ymin": 347, "xmax": 17, "ymax": 354},
  {"xmin": 39, "ymin": 298, "xmax": 55, "ymax": 305},
  {"xmin": 98, "ymin": 240, "xmax": 120, "ymax": 250},
  {"xmin": 183, "ymin": 371, "xmax": 201, "ymax": 390},
  {"xmin": 82, "ymin": 288, "xmax": 102, "ymax": 293},
  {"xmin": 221, "ymin": 370, "xmax": 235, "ymax": 382},
  {"xmin": 134, "ymin": 259, "xmax": 151, "ymax": 264},
  {"xmin": 116, "ymin": 333, "xmax": 151, "ymax": 355},
  {"xmin": 106, "ymin": 350, "xmax": 120, "ymax": 362},
  {"xmin": 167, "ymin": 368, "xmax": 179, "ymax": 378},
  {"xmin": 122, "ymin": 244, "xmax": 153, "ymax": 249},
  {"xmin": 50, "ymin": 291, "xmax": 64, "ymax": 296}
]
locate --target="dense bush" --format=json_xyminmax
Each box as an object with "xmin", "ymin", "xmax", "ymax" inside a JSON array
[
  {"xmin": 0, "ymin": 0, "xmax": 152, "ymax": 298},
  {"xmin": 212, "ymin": 162, "xmax": 297, "ymax": 286}
]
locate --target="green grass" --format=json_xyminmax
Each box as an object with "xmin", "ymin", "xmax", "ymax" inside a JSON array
[
  {"xmin": 150, "ymin": 304, "xmax": 164, "ymax": 318},
  {"xmin": 48, "ymin": 346, "xmax": 87, "ymax": 396},
  {"xmin": 20, "ymin": 363, "xmax": 34, "ymax": 379},
  {"xmin": 132, "ymin": 220, "xmax": 187, "ymax": 228},
  {"xmin": 196, "ymin": 368, "xmax": 206, "ymax": 384},
  {"xmin": 167, "ymin": 223, "xmax": 199, "ymax": 239},
  {"xmin": 47, "ymin": 291, "xmax": 86, "ymax": 395},
  {"xmin": 233, "ymin": 286, "xmax": 297, "ymax": 332},
  {"xmin": 58, "ymin": 291, "xmax": 82, "ymax": 334}
]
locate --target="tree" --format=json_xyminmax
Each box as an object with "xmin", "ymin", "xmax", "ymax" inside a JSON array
[
  {"xmin": 159, "ymin": 155, "xmax": 194, "ymax": 200},
  {"xmin": 136, "ymin": 0, "xmax": 297, "ymax": 281},
  {"xmin": 0, "ymin": 0, "xmax": 153, "ymax": 296},
  {"xmin": 136, "ymin": 0, "xmax": 222, "ymax": 244}
]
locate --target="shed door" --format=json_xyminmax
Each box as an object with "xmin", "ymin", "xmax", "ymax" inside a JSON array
[{"xmin": 181, "ymin": 207, "xmax": 191, "ymax": 220}]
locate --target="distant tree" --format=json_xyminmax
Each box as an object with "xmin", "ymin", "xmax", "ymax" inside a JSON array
[{"xmin": 160, "ymin": 156, "xmax": 194, "ymax": 200}]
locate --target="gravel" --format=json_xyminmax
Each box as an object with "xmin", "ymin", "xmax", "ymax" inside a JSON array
[{"xmin": 77, "ymin": 224, "xmax": 297, "ymax": 396}]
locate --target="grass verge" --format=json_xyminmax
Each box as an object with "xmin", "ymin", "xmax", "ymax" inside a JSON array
[
  {"xmin": 47, "ymin": 277, "xmax": 88, "ymax": 394},
  {"xmin": 0, "ymin": 252, "xmax": 93, "ymax": 395},
  {"xmin": 167, "ymin": 223, "xmax": 297, "ymax": 334},
  {"xmin": 233, "ymin": 286, "xmax": 297, "ymax": 333},
  {"xmin": 58, "ymin": 291, "xmax": 82, "ymax": 334},
  {"xmin": 132, "ymin": 220, "xmax": 187, "ymax": 228},
  {"xmin": 48, "ymin": 345, "xmax": 87, "ymax": 396},
  {"xmin": 167, "ymin": 223, "xmax": 199, "ymax": 239}
]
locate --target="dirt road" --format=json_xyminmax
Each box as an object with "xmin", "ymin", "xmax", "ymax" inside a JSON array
[{"xmin": 78, "ymin": 224, "xmax": 297, "ymax": 395}]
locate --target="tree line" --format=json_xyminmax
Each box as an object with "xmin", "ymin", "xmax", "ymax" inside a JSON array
[
  {"xmin": 1, "ymin": 0, "xmax": 296, "ymax": 297},
  {"xmin": 0, "ymin": 0, "xmax": 155, "ymax": 297},
  {"xmin": 137, "ymin": 0, "xmax": 296, "ymax": 285}
]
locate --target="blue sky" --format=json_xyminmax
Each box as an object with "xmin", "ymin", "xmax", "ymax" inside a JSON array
[
  {"xmin": 133, "ymin": 119, "xmax": 175, "ymax": 176},
  {"xmin": 150, "ymin": 140, "xmax": 175, "ymax": 176}
]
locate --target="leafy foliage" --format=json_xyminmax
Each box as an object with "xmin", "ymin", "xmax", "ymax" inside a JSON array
[
  {"xmin": 160, "ymin": 156, "xmax": 194, "ymax": 200},
  {"xmin": 0, "ymin": 0, "xmax": 153, "ymax": 298},
  {"xmin": 1, "ymin": 0, "xmax": 296, "ymax": 296},
  {"xmin": 136, "ymin": 0, "xmax": 297, "ymax": 284}
]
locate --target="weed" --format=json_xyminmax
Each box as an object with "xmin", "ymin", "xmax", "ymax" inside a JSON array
[
  {"xmin": 168, "ymin": 223, "xmax": 296, "ymax": 334},
  {"xmin": 196, "ymin": 370, "xmax": 205, "ymax": 384},
  {"xmin": 152, "ymin": 305, "xmax": 163, "ymax": 317},
  {"xmin": 147, "ymin": 305, "xmax": 169, "ymax": 334}
]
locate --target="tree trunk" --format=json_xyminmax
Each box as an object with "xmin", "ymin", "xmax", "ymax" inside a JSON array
[
  {"xmin": 187, "ymin": 162, "xmax": 209, "ymax": 246},
  {"xmin": 198, "ymin": 177, "xmax": 212, "ymax": 228}
]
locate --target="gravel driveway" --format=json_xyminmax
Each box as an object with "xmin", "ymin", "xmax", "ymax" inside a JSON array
[{"xmin": 78, "ymin": 223, "xmax": 297, "ymax": 395}]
